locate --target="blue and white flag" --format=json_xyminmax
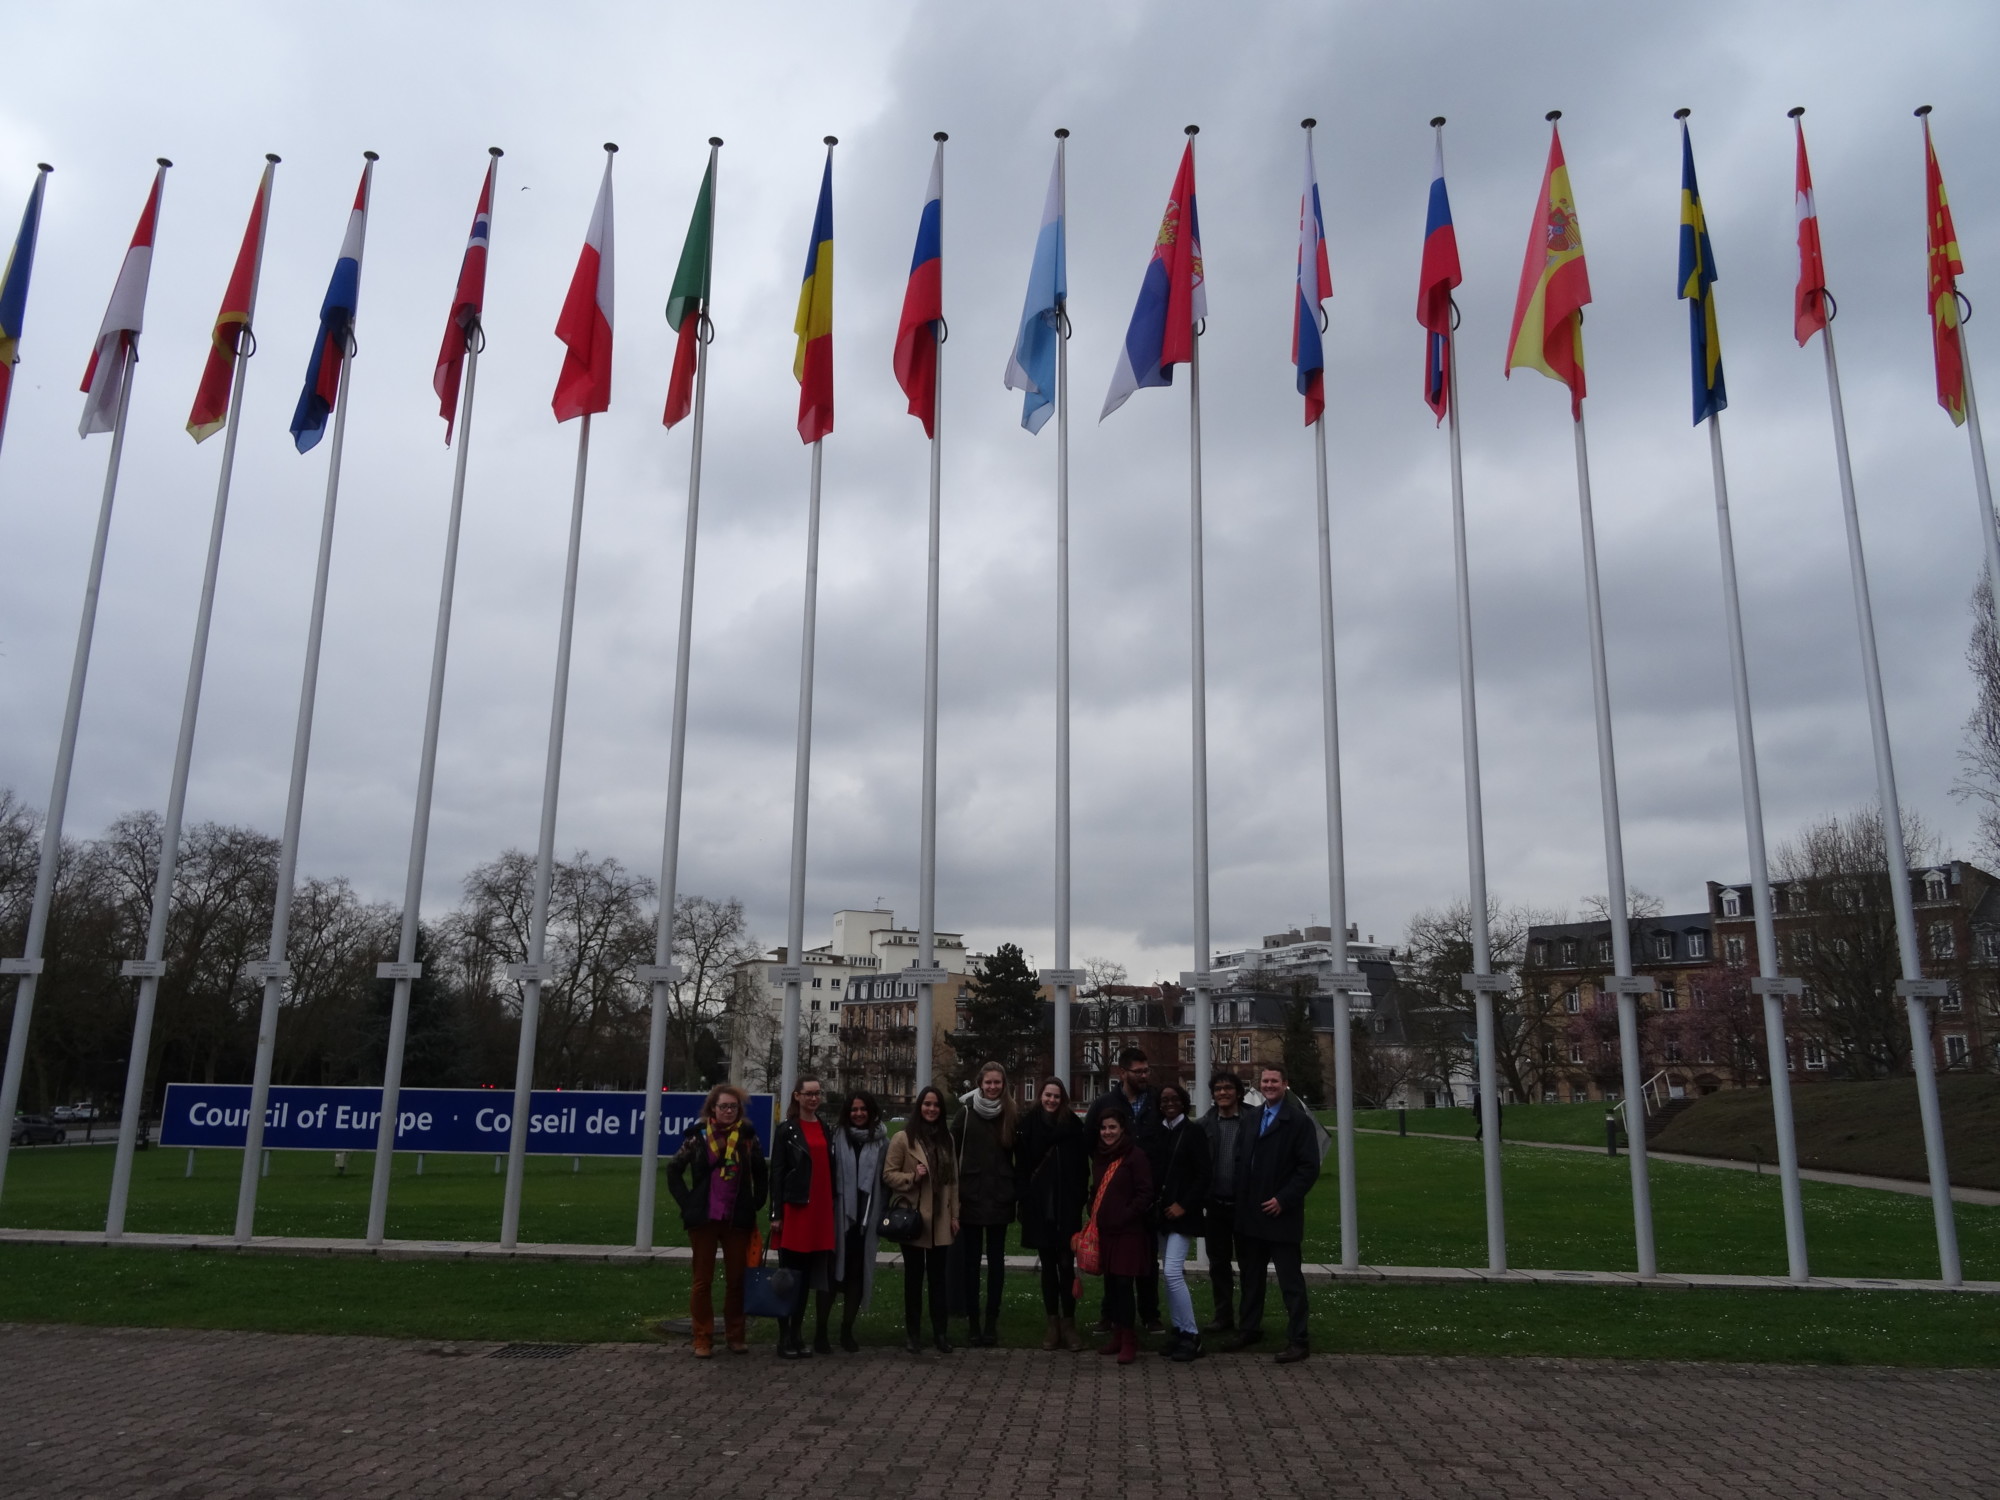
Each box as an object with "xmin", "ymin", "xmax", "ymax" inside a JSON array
[
  {"xmin": 290, "ymin": 161, "xmax": 372, "ymax": 453},
  {"xmin": 1003, "ymin": 148, "xmax": 1066, "ymax": 434}
]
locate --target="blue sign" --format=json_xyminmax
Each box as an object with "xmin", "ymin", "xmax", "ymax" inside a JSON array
[{"xmin": 159, "ymin": 1083, "xmax": 775, "ymax": 1157}]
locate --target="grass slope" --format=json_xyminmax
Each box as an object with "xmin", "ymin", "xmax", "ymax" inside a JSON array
[
  {"xmin": 1653, "ymin": 1076, "xmax": 2000, "ymax": 1190},
  {"xmin": 1351, "ymin": 1101, "xmax": 1612, "ymax": 1146}
]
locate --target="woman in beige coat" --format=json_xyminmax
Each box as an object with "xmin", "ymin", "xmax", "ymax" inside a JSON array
[{"xmin": 883, "ymin": 1085, "xmax": 960, "ymax": 1353}]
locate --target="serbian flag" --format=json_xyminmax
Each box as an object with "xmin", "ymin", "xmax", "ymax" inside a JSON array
[
  {"xmin": 188, "ymin": 160, "xmax": 275, "ymax": 443},
  {"xmin": 1003, "ymin": 146, "xmax": 1065, "ymax": 435},
  {"xmin": 1417, "ymin": 139, "xmax": 1462, "ymax": 424},
  {"xmin": 1505, "ymin": 122, "xmax": 1590, "ymax": 418},
  {"xmin": 435, "ymin": 154, "xmax": 496, "ymax": 443},
  {"xmin": 1103, "ymin": 141, "xmax": 1204, "ymax": 420},
  {"xmin": 662, "ymin": 152, "xmax": 715, "ymax": 430},
  {"xmin": 1923, "ymin": 116, "xmax": 1966, "ymax": 427},
  {"xmin": 1793, "ymin": 118, "xmax": 1828, "ymax": 347},
  {"xmin": 1294, "ymin": 132, "xmax": 1330, "ymax": 427},
  {"xmin": 553, "ymin": 151, "xmax": 615, "ymax": 422},
  {"xmin": 1677, "ymin": 123, "xmax": 1726, "ymax": 426},
  {"xmin": 80, "ymin": 162, "xmax": 167, "ymax": 438},
  {"xmin": 794, "ymin": 147, "xmax": 835, "ymax": 445},
  {"xmin": 0, "ymin": 166, "xmax": 50, "ymax": 435},
  {"xmin": 893, "ymin": 143, "xmax": 944, "ymax": 436},
  {"xmin": 290, "ymin": 161, "xmax": 372, "ymax": 453}
]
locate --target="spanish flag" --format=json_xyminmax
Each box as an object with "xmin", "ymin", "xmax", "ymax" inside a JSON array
[
  {"xmin": 1505, "ymin": 121, "xmax": 1591, "ymax": 418},
  {"xmin": 794, "ymin": 144, "xmax": 835, "ymax": 445},
  {"xmin": 1922, "ymin": 115, "xmax": 1966, "ymax": 427}
]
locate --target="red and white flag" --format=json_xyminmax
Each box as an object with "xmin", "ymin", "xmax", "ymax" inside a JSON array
[
  {"xmin": 436, "ymin": 153, "xmax": 496, "ymax": 442},
  {"xmin": 1793, "ymin": 118, "xmax": 1828, "ymax": 347},
  {"xmin": 552, "ymin": 151, "xmax": 614, "ymax": 422},
  {"xmin": 80, "ymin": 162, "xmax": 167, "ymax": 437}
]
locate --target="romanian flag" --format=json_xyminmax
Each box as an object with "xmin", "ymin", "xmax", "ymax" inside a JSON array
[
  {"xmin": 291, "ymin": 160, "xmax": 372, "ymax": 453},
  {"xmin": 1505, "ymin": 122, "xmax": 1590, "ymax": 417},
  {"xmin": 81, "ymin": 162, "xmax": 167, "ymax": 438},
  {"xmin": 893, "ymin": 142, "xmax": 944, "ymax": 436},
  {"xmin": 1416, "ymin": 138, "xmax": 1462, "ymax": 424},
  {"xmin": 794, "ymin": 145, "xmax": 835, "ymax": 445},
  {"xmin": 1102, "ymin": 141, "xmax": 1204, "ymax": 420},
  {"xmin": 188, "ymin": 159, "xmax": 275, "ymax": 443},
  {"xmin": 0, "ymin": 166, "xmax": 50, "ymax": 435},
  {"xmin": 1793, "ymin": 117, "xmax": 1828, "ymax": 347},
  {"xmin": 1923, "ymin": 116, "xmax": 1966, "ymax": 427},
  {"xmin": 553, "ymin": 150, "xmax": 615, "ymax": 423},
  {"xmin": 662, "ymin": 150, "xmax": 715, "ymax": 431},
  {"xmin": 1677, "ymin": 123, "xmax": 1726, "ymax": 426},
  {"xmin": 436, "ymin": 153, "xmax": 496, "ymax": 443},
  {"xmin": 1293, "ymin": 131, "xmax": 1331, "ymax": 427}
]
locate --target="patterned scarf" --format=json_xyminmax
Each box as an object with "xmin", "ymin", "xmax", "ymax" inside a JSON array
[{"xmin": 705, "ymin": 1119, "xmax": 743, "ymax": 1184}]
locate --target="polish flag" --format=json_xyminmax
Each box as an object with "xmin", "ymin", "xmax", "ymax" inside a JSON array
[
  {"xmin": 80, "ymin": 161, "xmax": 167, "ymax": 437},
  {"xmin": 553, "ymin": 149, "xmax": 615, "ymax": 422}
]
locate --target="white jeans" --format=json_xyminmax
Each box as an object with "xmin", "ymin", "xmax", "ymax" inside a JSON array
[{"xmin": 1161, "ymin": 1230, "xmax": 1198, "ymax": 1334}]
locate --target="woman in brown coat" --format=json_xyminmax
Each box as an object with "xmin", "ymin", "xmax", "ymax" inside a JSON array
[
  {"xmin": 1089, "ymin": 1107, "xmax": 1155, "ymax": 1365},
  {"xmin": 883, "ymin": 1085, "xmax": 960, "ymax": 1353}
]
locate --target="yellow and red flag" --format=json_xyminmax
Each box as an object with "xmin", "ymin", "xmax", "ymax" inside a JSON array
[
  {"xmin": 1923, "ymin": 116, "xmax": 1966, "ymax": 427},
  {"xmin": 1505, "ymin": 121, "xmax": 1591, "ymax": 418},
  {"xmin": 188, "ymin": 160, "xmax": 274, "ymax": 443},
  {"xmin": 793, "ymin": 145, "xmax": 835, "ymax": 445}
]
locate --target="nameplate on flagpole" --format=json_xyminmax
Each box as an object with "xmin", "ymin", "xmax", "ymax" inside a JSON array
[
  {"xmin": 1039, "ymin": 968, "xmax": 1086, "ymax": 987},
  {"xmin": 903, "ymin": 968, "xmax": 950, "ymax": 986},
  {"xmin": 244, "ymin": 961, "xmax": 292, "ymax": 982},
  {"xmin": 1598, "ymin": 975, "xmax": 1656, "ymax": 995},
  {"xmin": 375, "ymin": 962, "xmax": 423, "ymax": 981},
  {"xmin": 0, "ymin": 957, "xmax": 44, "ymax": 976},
  {"xmin": 1895, "ymin": 978, "xmax": 1951, "ymax": 1000},
  {"xmin": 1178, "ymin": 971, "xmax": 1216, "ymax": 990},
  {"xmin": 1748, "ymin": 976, "xmax": 1803, "ymax": 998},
  {"xmin": 1459, "ymin": 973, "xmax": 1512, "ymax": 994},
  {"xmin": 120, "ymin": 960, "xmax": 168, "ymax": 979},
  {"xmin": 505, "ymin": 962, "xmax": 555, "ymax": 984},
  {"xmin": 636, "ymin": 964, "xmax": 681, "ymax": 985},
  {"xmin": 767, "ymin": 965, "xmax": 805, "ymax": 986}
]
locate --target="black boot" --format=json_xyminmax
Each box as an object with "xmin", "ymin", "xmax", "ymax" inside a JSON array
[
  {"xmin": 812, "ymin": 1297, "xmax": 833, "ymax": 1356},
  {"xmin": 777, "ymin": 1320, "xmax": 800, "ymax": 1359},
  {"xmin": 933, "ymin": 1328, "xmax": 955, "ymax": 1353},
  {"xmin": 904, "ymin": 1324, "xmax": 922, "ymax": 1354},
  {"xmin": 839, "ymin": 1308, "xmax": 860, "ymax": 1354}
]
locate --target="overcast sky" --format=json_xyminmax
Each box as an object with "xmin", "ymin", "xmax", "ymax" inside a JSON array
[{"xmin": 3, "ymin": 0, "xmax": 1997, "ymax": 983}]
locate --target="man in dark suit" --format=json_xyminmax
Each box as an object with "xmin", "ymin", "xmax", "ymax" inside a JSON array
[{"xmin": 1225, "ymin": 1062, "xmax": 1320, "ymax": 1363}]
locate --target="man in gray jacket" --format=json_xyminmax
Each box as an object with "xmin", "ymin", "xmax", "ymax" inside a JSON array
[{"xmin": 1198, "ymin": 1071, "xmax": 1247, "ymax": 1331}]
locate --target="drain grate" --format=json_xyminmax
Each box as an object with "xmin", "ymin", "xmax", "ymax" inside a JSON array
[{"xmin": 490, "ymin": 1342, "xmax": 581, "ymax": 1360}]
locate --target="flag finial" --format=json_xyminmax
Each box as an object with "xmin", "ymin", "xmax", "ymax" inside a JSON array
[
  {"xmin": 1915, "ymin": 104, "xmax": 1933, "ymax": 119},
  {"xmin": 363, "ymin": 151, "xmax": 378, "ymax": 162},
  {"xmin": 1788, "ymin": 107, "xmax": 1806, "ymax": 120},
  {"xmin": 934, "ymin": 131, "xmax": 948, "ymax": 142},
  {"xmin": 1544, "ymin": 111, "xmax": 1561, "ymax": 123},
  {"xmin": 824, "ymin": 136, "xmax": 838, "ymax": 147},
  {"xmin": 1674, "ymin": 108, "xmax": 1691, "ymax": 121},
  {"xmin": 1301, "ymin": 117, "xmax": 1316, "ymax": 130},
  {"xmin": 489, "ymin": 147, "xmax": 504, "ymax": 158},
  {"xmin": 602, "ymin": 143, "xmax": 618, "ymax": 154},
  {"xmin": 266, "ymin": 153, "xmax": 281, "ymax": 164},
  {"xmin": 1054, "ymin": 128, "xmax": 1070, "ymax": 139},
  {"xmin": 1184, "ymin": 124, "xmax": 1199, "ymax": 136},
  {"xmin": 708, "ymin": 137, "xmax": 723, "ymax": 148},
  {"xmin": 37, "ymin": 162, "xmax": 53, "ymax": 173},
  {"xmin": 1430, "ymin": 116, "xmax": 1446, "ymax": 129},
  {"xmin": 157, "ymin": 157, "xmax": 173, "ymax": 168}
]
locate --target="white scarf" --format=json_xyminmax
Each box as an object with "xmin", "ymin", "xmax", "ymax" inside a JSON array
[{"xmin": 967, "ymin": 1089, "xmax": 1003, "ymax": 1120}]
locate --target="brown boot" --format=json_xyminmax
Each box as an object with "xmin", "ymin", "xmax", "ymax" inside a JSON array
[
  {"xmin": 1061, "ymin": 1317, "xmax": 1086, "ymax": 1352},
  {"xmin": 692, "ymin": 1325, "xmax": 714, "ymax": 1359},
  {"xmin": 1042, "ymin": 1315, "xmax": 1062, "ymax": 1351}
]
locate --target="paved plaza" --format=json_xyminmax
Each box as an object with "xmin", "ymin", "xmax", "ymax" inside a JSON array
[{"xmin": 3, "ymin": 1322, "xmax": 1995, "ymax": 1498}]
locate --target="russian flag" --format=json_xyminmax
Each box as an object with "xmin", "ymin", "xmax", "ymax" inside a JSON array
[
  {"xmin": 80, "ymin": 161, "xmax": 168, "ymax": 438},
  {"xmin": 1003, "ymin": 146, "xmax": 1065, "ymax": 435},
  {"xmin": 553, "ymin": 148, "xmax": 615, "ymax": 423},
  {"xmin": 436, "ymin": 152, "xmax": 497, "ymax": 443},
  {"xmin": 1102, "ymin": 141, "xmax": 1204, "ymax": 420},
  {"xmin": 894, "ymin": 142, "xmax": 943, "ymax": 437},
  {"xmin": 1416, "ymin": 137, "xmax": 1462, "ymax": 424},
  {"xmin": 291, "ymin": 160, "xmax": 372, "ymax": 453},
  {"xmin": 1294, "ymin": 132, "xmax": 1330, "ymax": 427}
]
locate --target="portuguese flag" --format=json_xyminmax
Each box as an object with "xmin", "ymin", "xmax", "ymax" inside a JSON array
[{"xmin": 663, "ymin": 155, "xmax": 715, "ymax": 429}]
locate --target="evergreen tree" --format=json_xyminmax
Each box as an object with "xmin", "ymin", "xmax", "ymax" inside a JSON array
[
  {"xmin": 950, "ymin": 942, "xmax": 1044, "ymax": 1090},
  {"xmin": 1280, "ymin": 996, "xmax": 1327, "ymax": 1109}
]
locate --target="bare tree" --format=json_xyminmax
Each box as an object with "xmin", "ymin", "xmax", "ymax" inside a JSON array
[
  {"xmin": 1397, "ymin": 899, "xmax": 1553, "ymax": 1101},
  {"xmin": 1079, "ymin": 955, "xmax": 1128, "ymax": 1094},
  {"xmin": 661, "ymin": 894, "xmax": 762, "ymax": 1089},
  {"xmin": 1956, "ymin": 576, "xmax": 2000, "ymax": 863}
]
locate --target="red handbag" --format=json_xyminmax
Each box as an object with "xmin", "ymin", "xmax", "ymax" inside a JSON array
[{"xmin": 1071, "ymin": 1156, "xmax": 1124, "ymax": 1277}]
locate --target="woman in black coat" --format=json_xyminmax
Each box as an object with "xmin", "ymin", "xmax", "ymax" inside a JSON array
[
  {"xmin": 1142, "ymin": 1081, "xmax": 1211, "ymax": 1362},
  {"xmin": 1013, "ymin": 1076, "xmax": 1088, "ymax": 1351}
]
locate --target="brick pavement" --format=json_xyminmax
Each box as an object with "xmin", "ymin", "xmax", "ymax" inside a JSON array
[{"xmin": 3, "ymin": 1322, "xmax": 1995, "ymax": 1499}]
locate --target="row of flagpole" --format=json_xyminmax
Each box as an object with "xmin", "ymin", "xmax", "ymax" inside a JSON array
[{"xmin": 0, "ymin": 106, "xmax": 1985, "ymax": 1283}]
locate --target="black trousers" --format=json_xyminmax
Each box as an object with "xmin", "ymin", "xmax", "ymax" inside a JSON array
[
  {"xmin": 1037, "ymin": 1245, "xmax": 1076, "ymax": 1316},
  {"xmin": 1104, "ymin": 1272, "xmax": 1137, "ymax": 1328},
  {"xmin": 1095, "ymin": 1268, "xmax": 1160, "ymax": 1324},
  {"xmin": 901, "ymin": 1243, "xmax": 950, "ymax": 1335},
  {"xmin": 1237, "ymin": 1232, "xmax": 1309, "ymax": 1348},
  {"xmin": 1203, "ymin": 1200, "xmax": 1238, "ymax": 1319},
  {"xmin": 960, "ymin": 1222, "xmax": 1007, "ymax": 1325}
]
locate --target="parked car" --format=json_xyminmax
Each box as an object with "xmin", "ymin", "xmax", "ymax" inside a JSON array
[
  {"xmin": 52, "ymin": 1104, "xmax": 99, "ymax": 1122},
  {"xmin": 10, "ymin": 1115, "xmax": 67, "ymax": 1146}
]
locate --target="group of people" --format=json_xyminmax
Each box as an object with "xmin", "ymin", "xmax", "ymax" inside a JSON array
[{"xmin": 665, "ymin": 1048, "xmax": 1322, "ymax": 1365}]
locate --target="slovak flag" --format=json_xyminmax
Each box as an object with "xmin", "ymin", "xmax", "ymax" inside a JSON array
[
  {"xmin": 1417, "ymin": 138, "xmax": 1463, "ymax": 424},
  {"xmin": 436, "ymin": 153, "xmax": 496, "ymax": 443},
  {"xmin": 1102, "ymin": 141, "xmax": 1204, "ymax": 420},
  {"xmin": 290, "ymin": 160, "xmax": 373, "ymax": 454},
  {"xmin": 1793, "ymin": 117, "xmax": 1828, "ymax": 348},
  {"xmin": 80, "ymin": 162, "xmax": 168, "ymax": 438},
  {"xmin": 553, "ymin": 150, "xmax": 615, "ymax": 423},
  {"xmin": 1294, "ymin": 132, "xmax": 1331, "ymax": 427},
  {"xmin": 893, "ymin": 142, "xmax": 944, "ymax": 437}
]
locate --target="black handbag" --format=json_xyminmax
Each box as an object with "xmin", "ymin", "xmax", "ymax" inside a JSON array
[{"xmin": 878, "ymin": 1199, "xmax": 924, "ymax": 1244}]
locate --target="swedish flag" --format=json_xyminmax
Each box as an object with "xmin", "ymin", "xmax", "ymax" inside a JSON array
[{"xmin": 1678, "ymin": 122, "xmax": 1726, "ymax": 425}]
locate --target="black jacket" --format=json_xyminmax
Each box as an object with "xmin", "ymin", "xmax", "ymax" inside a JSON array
[
  {"xmin": 1012, "ymin": 1106, "xmax": 1088, "ymax": 1251},
  {"xmin": 666, "ymin": 1122, "xmax": 770, "ymax": 1231},
  {"xmin": 1230, "ymin": 1093, "xmax": 1321, "ymax": 1244},
  {"xmin": 1141, "ymin": 1116, "xmax": 1211, "ymax": 1231},
  {"xmin": 1082, "ymin": 1083, "xmax": 1155, "ymax": 1146},
  {"xmin": 950, "ymin": 1103, "xmax": 1018, "ymax": 1227},
  {"xmin": 768, "ymin": 1115, "xmax": 838, "ymax": 1213},
  {"xmin": 1199, "ymin": 1107, "xmax": 1249, "ymax": 1203}
]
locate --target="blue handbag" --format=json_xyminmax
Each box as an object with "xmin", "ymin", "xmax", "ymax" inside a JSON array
[{"xmin": 742, "ymin": 1227, "xmax": 798, "ymax": 1319}]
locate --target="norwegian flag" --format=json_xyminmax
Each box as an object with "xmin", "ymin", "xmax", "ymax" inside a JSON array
[{"xmin": 436, "ymin": 153, "xmax": 497, "ymax": 443}]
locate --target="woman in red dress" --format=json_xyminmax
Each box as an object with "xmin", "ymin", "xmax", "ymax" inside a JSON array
[{"xmin": 768, "ymin": 1074, "xmax": 839, "ymax": 1358}]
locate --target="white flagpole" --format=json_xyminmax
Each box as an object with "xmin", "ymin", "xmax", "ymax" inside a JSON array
[
  {"xmin": 776, "ymin": 137, "xmax": 836, "ymax": 1110},
  {"xmin": 362, "ymin": 147, "xmax": 503, "ymax": 1248},
  {"xmin": 190, "ymin": 153, "xmax": 374, "ymax": 1243},
  {"xmin": 636, "ymin": 137, "xmax": 721, "ymax": 1252},
  {"xmin": 1050, "ymin": 129, "xmax": 1073, "ymax": 1093},
  {"xmin": 1432, "ymin": 115, "xmax": 1508, "ymax": 1272},
  {"xmin": 0, "ymin": 212, "xmax": 152, "ymax": 1202},
  {"xmin": 1300, "ymin": 118, "xmax": 1360, "ymax": 1270},
  {"xmin": 911, "ymin": 135, "xmax": 948, "ymax": 1098}
]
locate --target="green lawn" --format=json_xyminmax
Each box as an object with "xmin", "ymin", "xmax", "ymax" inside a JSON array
[
  {"xmin": 6, "ymin": 1132, "xmax": 1996, "ymax": 1281},
  {"xmin": 1350, "ymin": 1100, "xmax": 1617, "ymax": 1146}
]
